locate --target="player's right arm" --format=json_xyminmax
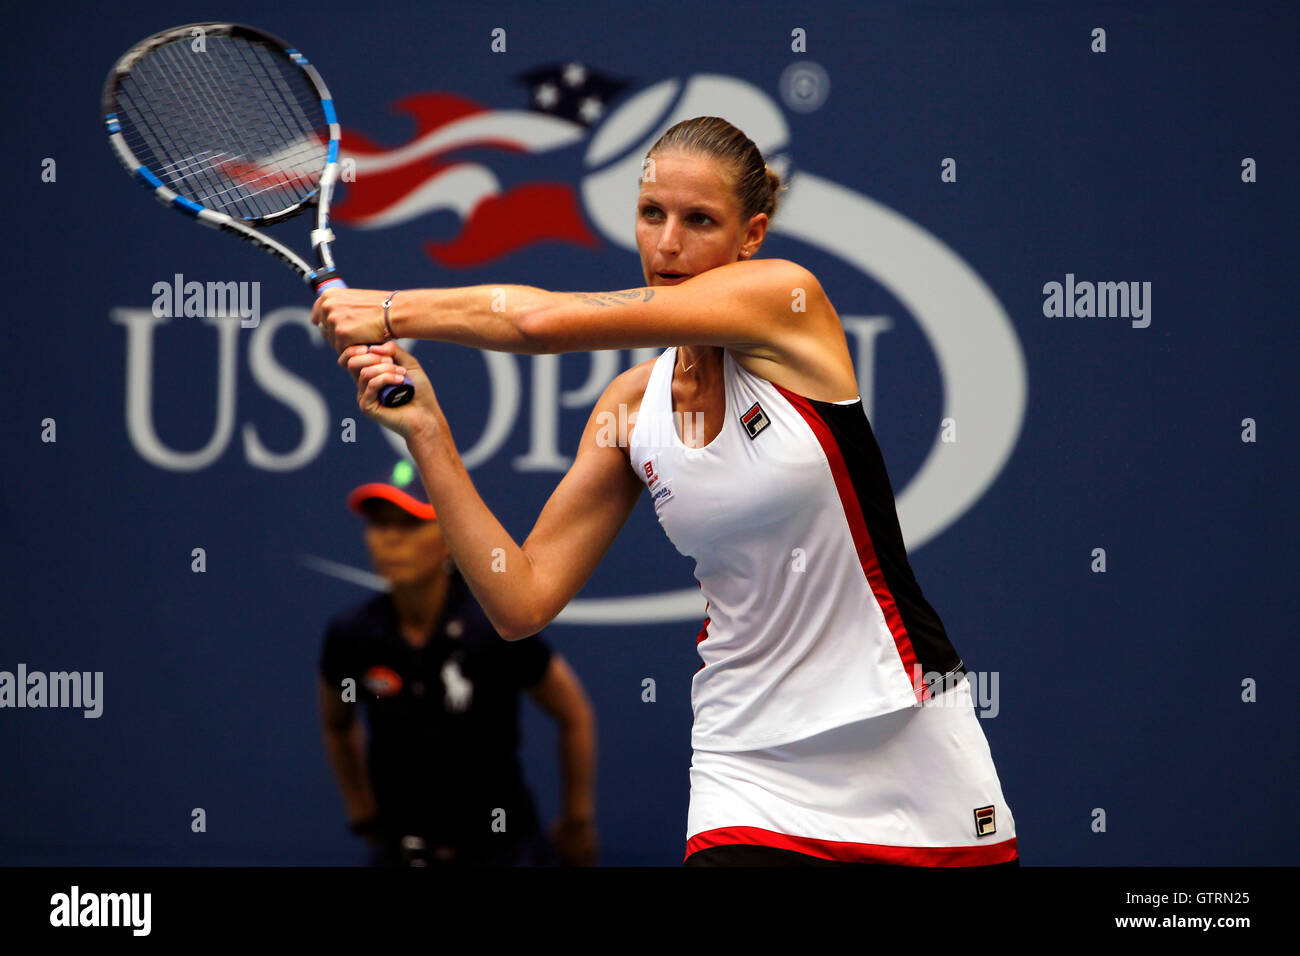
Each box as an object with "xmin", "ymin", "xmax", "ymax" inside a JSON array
[{"xmin": 346, "ymin": 347, "xmax": 648, "ymax": 640}]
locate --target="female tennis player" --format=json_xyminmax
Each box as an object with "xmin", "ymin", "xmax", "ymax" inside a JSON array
[{"xmin": 312, "ymin": 116, "xmax": 1019, "ymax": 867}]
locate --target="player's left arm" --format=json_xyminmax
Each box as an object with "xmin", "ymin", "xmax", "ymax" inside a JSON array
[
  {"xmin": 525, "ymin": 654, "xmax": 597, "ymax": 863},
  {"xmin": 313, "ymin": 258, "xmax": 831, "ymax": 363}
]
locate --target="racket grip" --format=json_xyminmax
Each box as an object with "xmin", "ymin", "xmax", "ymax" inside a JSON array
[{"xmin": 313, "ymin": 274, "xmax": 415, "ymax": 408}]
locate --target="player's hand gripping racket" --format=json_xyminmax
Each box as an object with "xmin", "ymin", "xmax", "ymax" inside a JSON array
[{"xmin": 102, "ymin": 22, "xmax": 414, "ymax": 407}]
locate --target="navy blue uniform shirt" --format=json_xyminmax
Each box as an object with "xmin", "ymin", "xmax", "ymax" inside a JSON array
[{"xmin": 320, "ymin": 569, "xmax": 552, "ymax": 853}]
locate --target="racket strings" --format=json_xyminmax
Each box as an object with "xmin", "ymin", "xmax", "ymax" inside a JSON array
[
  {"xmin": 174, "ymin": 36, "xmax": 323, "ymax": 214},
  {"xmin": 114, "ymin": 34, "xmax": 328, "ymax": 221},
  {"xmin": 195, "ymin": 39, "xmax": 316, "ymax": 205},
  {"xmin": 166, "ymin": 36, "xmax": 323, "ymax": 212}
]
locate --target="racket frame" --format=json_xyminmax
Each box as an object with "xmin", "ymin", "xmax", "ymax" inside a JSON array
[
  {"xmin": 101, "ymin": 22, "xmax": 344, "ymax": 291},
  {"xmin": 103, "ymin": 22, "xmax": 414, "ymax": 406}
]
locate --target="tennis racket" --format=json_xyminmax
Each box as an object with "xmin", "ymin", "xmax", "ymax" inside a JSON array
[{"xmin": 102, "ymin": 22, "xmax": 414, "ymax": 407}]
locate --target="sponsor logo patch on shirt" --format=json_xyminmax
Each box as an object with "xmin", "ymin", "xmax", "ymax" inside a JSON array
[
  {"xmin": 973, "ymin": 805, "xmax": 997, "ymax": 837},
  {"xmin": 363, "ymin": 665, "xmax": 403, "ymax": 698},
  {"xmin": 740, "ymin": 402, "xmax": 770, "ymax": 439}
]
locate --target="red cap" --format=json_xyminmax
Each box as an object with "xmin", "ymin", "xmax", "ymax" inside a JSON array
[{"xmin": 347, "ymin": 462, "xmax": 435, "ymax": 521}]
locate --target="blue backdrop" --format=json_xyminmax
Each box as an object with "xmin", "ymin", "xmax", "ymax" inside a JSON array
[{"xmin": 1, "ymin": 0, "xmax": 1295, "ymax": 866}]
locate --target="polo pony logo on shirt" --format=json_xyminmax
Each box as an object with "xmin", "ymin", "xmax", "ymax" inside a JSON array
[
  {"xmin": 740, "ymin": 402, "xmax": 770, "ymax": 440},
  {"xmin": 441, "ymin": 657, "xmax": 473, "ymax": 713}
]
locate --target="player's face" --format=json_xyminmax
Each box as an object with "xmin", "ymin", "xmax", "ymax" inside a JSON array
[
  {"xmin": 637, "ymin": 150, "xmax": 766, "ymax": 287},
  {"xmin": 362, "ymin": 501, "xmax": 449, "ymax": 587}
]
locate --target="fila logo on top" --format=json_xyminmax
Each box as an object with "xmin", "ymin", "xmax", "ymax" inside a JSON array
[
  {"xmin": 740, "ymin": 402, "xmax": 770, "ymax": 440},
  {"xmin": 974, "ymin": 805, "xmax": 997, "ymax": 837}
]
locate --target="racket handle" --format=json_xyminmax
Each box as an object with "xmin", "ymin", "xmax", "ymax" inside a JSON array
[{"xmin": 313, "ymin": 274, "xmax": 415, "ymax": 408}]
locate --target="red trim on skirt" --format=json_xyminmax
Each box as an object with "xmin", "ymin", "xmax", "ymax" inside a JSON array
[{"xmin": 685, "ymin": 825, "xmax": 1018, "ymax": 866}]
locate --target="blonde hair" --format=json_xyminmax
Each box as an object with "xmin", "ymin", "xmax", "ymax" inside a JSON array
[{"xmin": 645, "ymin": 116, "xmax": 787, "ymax": 224}]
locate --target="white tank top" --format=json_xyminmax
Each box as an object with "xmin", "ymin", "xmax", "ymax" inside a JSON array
[{"xmin": 629, "ymin": 347, "xmax": 966, "ymax": 752}]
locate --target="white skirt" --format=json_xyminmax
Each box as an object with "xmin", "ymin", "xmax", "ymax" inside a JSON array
[{"xmin": 685, "ymin": 675, "xmax": 1018, "ymax": 864}]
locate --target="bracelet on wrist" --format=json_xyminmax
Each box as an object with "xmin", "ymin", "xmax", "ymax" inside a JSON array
[{"xmin": 381, "ymin": 290, "xmax": 399, "ymax": 340}]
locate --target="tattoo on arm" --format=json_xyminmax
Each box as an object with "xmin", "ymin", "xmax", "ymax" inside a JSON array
[{"xmin": 568, "ymin": 289, "xmax": 655, "ymax": 307}]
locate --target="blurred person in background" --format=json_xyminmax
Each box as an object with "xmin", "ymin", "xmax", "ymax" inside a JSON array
[{"xmin": 318, "ymin": 463, "xmax": 597, "ymax": 866}]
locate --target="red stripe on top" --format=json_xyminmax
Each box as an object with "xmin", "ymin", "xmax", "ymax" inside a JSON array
[
  {"xmin": 695, "ymin": 594, "xmax": 710, "ymax": 672},
  {"xmin": 770, "ymin": 383, "xmax": 926, "ymax": 702},
  {"xmin": 685, "ymin": 826, "xmax": 1018, "ymax": 866}
]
